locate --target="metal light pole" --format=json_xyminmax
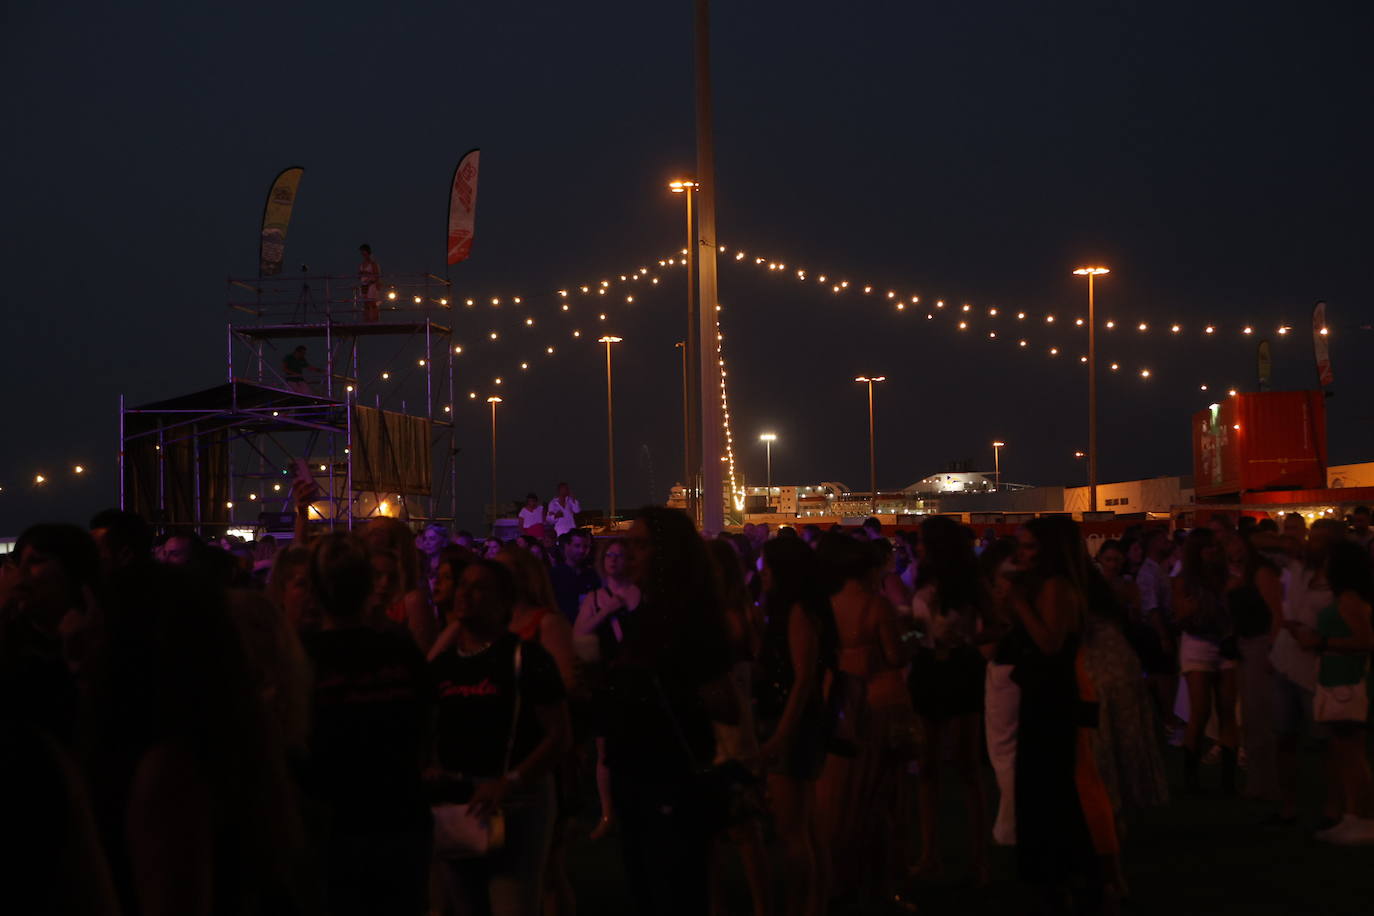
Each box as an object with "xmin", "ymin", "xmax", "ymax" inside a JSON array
[
  {"xmin": 675, "ymin": 340, "xmax": 690, "ymax": 511},
  {"xmin": 992, "ymin": 440, "xmax": 1005, "ymax": 491},
  {"xmin": 1073, "ymin": 266, "xmax": 1110, "ymax": 512},
  {"xmin": 855, "ymin": 376, "xmax": 886, "ymax": 514},
  {"xmin": 486, "ymin": 396, "xmax": 502, "ymax": 527},
  {"xmin": 692, "ymin": 0, "xmax": 724, "ymax": 533},
  {"xmin": 669, "ymin": 181, "xmax": 700, "ymax": 526},
  {"xmin": 759, "ymin": 433, "xmax": 777, "ymax": 503},
  {"xmin": 599, "ymin": 336, "xmax": 622, "ymax": 525}
]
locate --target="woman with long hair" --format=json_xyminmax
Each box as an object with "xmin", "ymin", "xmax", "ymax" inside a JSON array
[
  {"xmin": 496, "ymin": 544, "xmax": 578, "ymax": 916},
  {"xmin": 1009, "ymin": 517, "xmax": 1119, "ymax": 912},
  {"xmin": 572, "ymin": 538, "xmax": 642, "ymax": 666},
  {"xmin": 496, "ymin": 546, "xmax": 576, "ymax": 691},
  {"xmin": 361, "ymin": 518, "xmax": 437, "ymax": 652},
  {"xmin": 1288, "ymin": 540, "xmax": 1374, "ymax": 844},
  {"xmin": 572, "ymin": 538, "xmax": 641, "ymax": 842},
  {"xmin": 815, "ymin": 532, "xmax": 915, "ymax": 909},
  {"xmin": 757, "ymin": 535, "xmax": 835, "ymax": 916},
  {"xmin": 302, "ymin": 533, "xmax": 432, "ymax": 916},
  {"xmin": 977, "ymin": 536, "xmax": 1021, "ymax": 848},
  {"xmin": 907, "ymin": 515, "xmax": 987, "ymax": 882},
  {"xmin": 1222, "ymin": 530, "xmax": 1284, "ymax": 802},
  {"xmin": 599, "ymin": 507, "xmax": 738, "ymax": 916},
  {"xmin": 429, "ymin": 559, "xmax": 571, "ymax": 916},
  {"xmin": 1172, "ymin": 527, "xmax": 1238, "ymax": 793},
  {"xmin": 89, "ymin": 553, "xmax": 305, "ymax": 916},
  {"xmin": 1089, "ymin": 540, "xmax": 1169, "ymax": 815},
  {"xmin": 265, "ymin": 545, "xmax": 314, "ymax": 633},
  {"xmin": 705, "ymin": 538, "xmax": 770, "ymax": 916}
]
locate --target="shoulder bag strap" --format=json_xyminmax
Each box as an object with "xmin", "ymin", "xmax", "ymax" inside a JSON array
[
  {"xmin": 501, "ymin": 643, "xmax": 524, "ymax": 775},
  {"xmin": 652, "ymin": 674, "xmax": 704, "ymax": 773}
]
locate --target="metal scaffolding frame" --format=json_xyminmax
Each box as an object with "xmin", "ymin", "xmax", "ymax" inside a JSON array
[{"xmin": 119, "ymin": 271, "xmax": 459, "ymax": 534}]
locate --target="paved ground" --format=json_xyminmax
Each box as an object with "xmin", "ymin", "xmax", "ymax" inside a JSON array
[{"xmin": 563, "ymin": 744, "xmax": 1370, "ymax": 915}]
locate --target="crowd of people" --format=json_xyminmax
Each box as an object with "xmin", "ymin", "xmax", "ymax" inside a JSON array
[{"xmin": 3, "ymin": 493, "xmax": 1372, "ymax": 916}]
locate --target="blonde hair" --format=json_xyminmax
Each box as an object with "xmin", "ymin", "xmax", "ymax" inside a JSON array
[
  {"xmin": 228, "ymin": 588, "xmax": 312, "ymax": 753},
  {"xmin": 497, "ymin": 545, "xmax": 558, "ymax": 610}
]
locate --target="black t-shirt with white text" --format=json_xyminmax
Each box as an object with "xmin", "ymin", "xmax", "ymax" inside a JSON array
[{"xmin": 430, "ymin": 633, "xmax": 565, "ymax": 779}]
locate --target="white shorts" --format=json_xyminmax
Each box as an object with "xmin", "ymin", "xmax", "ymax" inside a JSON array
[{"xmin": 1179, "ymin": 632, "xmax": 1236, "ymax": 675}]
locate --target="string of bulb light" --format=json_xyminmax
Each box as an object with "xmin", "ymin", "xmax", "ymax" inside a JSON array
[{"xmin": 9, "ymin": 243, "xmax": 1332, "ymax": 494}]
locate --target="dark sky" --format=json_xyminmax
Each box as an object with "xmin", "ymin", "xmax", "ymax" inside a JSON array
[{"xmin": 5, "ymin": 0, "xmax": 1372, "ymax": 532}]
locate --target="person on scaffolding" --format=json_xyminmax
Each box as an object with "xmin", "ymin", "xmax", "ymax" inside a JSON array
[
  {"xmin": 359, "ymin": 243, "xmax": 381, "ymax": 322},
  {"xmin": 283, "ymin": 345, "xmax": 323, "ymax": 395}
]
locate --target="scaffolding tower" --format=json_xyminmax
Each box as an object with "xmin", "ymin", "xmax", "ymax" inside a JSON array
[{"xmin": 120, "ymin": 270, "xmax": 458, "ymax": 534}]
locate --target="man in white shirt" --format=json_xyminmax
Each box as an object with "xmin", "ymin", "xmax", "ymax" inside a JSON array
[
  {"xmin": 517, "ymin": 493, "xmax": 546, "ymax": 538},
  {"xmin": 546, "ymin": 482, "xmax": 581, "ymax": 538},
  {"xmin": 1269, "ymin": 521, "xmax": 1338, "ymax": 824}
]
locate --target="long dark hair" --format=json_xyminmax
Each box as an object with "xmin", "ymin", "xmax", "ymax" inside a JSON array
[
  {"xmin": 1228, "ymin": 531, "xmax": 1276, "ymax": 586},
  {"xmin": 627, "ymin": 506, "xmax": 729, "ymax": 672},
  {"xmin": 763, "ymin": 536, "xmax": 836, "ymax": 668},
  {"xmin": 1023, "ymin": 516, "xmax": 1092, "ymax": 601},
  {"xmin": 1180, "ymin": 528, "xmax": 1227, "ymax": 596},
  {"xmin": 916, "ymin": 516, "xmax": 979, "ymax": 613},
  {"xmin": 1329, "ymin": 540, "xmax": 1374, "ymax": 604}
]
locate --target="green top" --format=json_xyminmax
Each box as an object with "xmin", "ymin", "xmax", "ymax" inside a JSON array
[
  {"xmin": 1316, "ymin": 602, "xmax": 1367, "ymax": 688},
  {"xmin": 283, "ymin": 352, "xmax": 308, "ymax": 379}
]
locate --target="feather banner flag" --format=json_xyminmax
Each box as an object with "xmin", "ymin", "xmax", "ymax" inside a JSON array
[
  {"xmin": 259, "ymin": 166, "xmax": 304, "ymax": 276},
  {"xmin": 1312, "ymin": 301, "xmax": 1333, "ymax": 387},
  {"xmin": 447, "ymin": 149, "xmax": 480, "ymax": 266}
]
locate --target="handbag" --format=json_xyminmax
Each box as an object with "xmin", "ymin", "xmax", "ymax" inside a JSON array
[
  {"xmin": 432, "ymin": 644, "xmax": 523, "ymax": 859},
  {"xmin": 1314, "ymin": 677, "xmax": 1369, "ymax": 724}
]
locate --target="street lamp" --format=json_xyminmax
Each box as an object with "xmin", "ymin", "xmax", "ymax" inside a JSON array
[
  {"xmin": 1072, "ymin": 266, "xmax": 1110, "ymax": 512},
  {"xmin": 598, "ymin": 336, "xmax": 623, "ymax": 525},
  {"xmin": 759, "ymin": 433, "xmax": 777, "ymax": 502},
  {"xmin": 669, "ymin": 179, "xmax": 701, "ymax": 526},
  {"xmin": 992, "ymin": 441, "xmax": 1005, "ymax": 491},
  {"xmin": 675, "ymin": 340, "xmax": 690, "ymax": 513},
  {"xmin": 854, "ymin": 376, "xmax": 886, "ymax": 514},
  {"xmin": 486, "ymin": 396, "xmax": 503, "ymax": 526}
]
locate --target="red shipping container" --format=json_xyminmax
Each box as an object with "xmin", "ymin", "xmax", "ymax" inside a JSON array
[{"xmin": 1191, "ymin": 390, "xmax": 1327, "ymax": 498}]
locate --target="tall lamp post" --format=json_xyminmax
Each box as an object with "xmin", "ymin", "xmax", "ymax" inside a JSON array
[
  {"xmin": 669, "ymin": 180, "xmax": 701, "ymax": 526},
  {"xmin": 992, "ymin": 440, "xmax": 1005, "ymax": 491},
  {"xmin": 854, "ymin": 376, "xmax": 886, "ymax": 515},
  {"xmin": 1072, "ymin": 266, "xmax": 1110, "ymax": 512},
  {"xmin": 674, "ymin": 340, "xmax": 690, "ymax": 513},
  {"xmin": 599, "ymin": 336, "xmax": 623, "ymax": 525},
  {"xmin": 759, "ymin": 433, "xmax": 777, "ymax": 504},
  {"xmin": 486, "ymin": 396, "xmax": 503, "ymax": 527}
]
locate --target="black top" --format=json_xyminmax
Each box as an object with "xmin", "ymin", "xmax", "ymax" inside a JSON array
[
  {"xmin": 431, "ymin": 633, "xmax": 565, "ymax": 778},
  {"xmin": 1179, "ymin": 584, "xmax": 1233, "ymax": 639},
  {"xmin": 598, "ymin": 602, "xmax": 732, "ymax": 787},
  {"xmin": 755, "ymin": 598, "xmax": 835, "ymax": 722},
  {"xmin": 1227, "ymin": 583, "xmax": 1272, "ymax": 639},
  {"xmin": 550, "ymin": 564, "xmax": 601, "ymax": 622},
  {"xmin": 302, "ymin": 626, "xmax": 433, "ymax": 831}
]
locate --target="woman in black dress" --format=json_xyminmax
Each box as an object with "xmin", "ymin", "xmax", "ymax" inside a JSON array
[
  {"xmin": 599, "ymin": 507, "xmax": 738, "ymax": 916},
  {"xmin": 1008, "ymin": 517, "xmax": 1118, "ymax": 913}
]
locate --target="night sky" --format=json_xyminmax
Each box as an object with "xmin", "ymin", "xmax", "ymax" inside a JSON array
[{"xmin": 6, "ymin": 0, "xmax": 1372, "ymax": 533}]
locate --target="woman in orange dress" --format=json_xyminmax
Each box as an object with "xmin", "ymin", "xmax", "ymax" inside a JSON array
[{"xmin": 815, "ymin": 533, "xmax": 916, "ymax": 909}]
